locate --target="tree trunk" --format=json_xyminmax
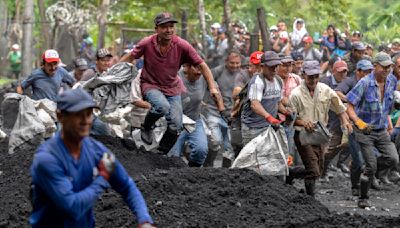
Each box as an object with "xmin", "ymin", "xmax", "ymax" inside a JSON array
[
  {"xmin": 198, "ymin": 0, "xmax": 207, "ymax": 57},
  {"xmin": 223, "ymin": 0, "xmax": 234, "ymax": 51},
  {"xmin": 257, "ymin": 7, "xmax": 271, "ymax": 51},
  {"xmin": 0, "ymin": 0, "xmax": 8, "ymax": 76},
  {"xmin": 97, "ymin": 0, "xmax": 110, "ymax": 49},
  {"xmin": 181, "ymin": 9, "xmax": 188, "ymax": 40},
  {"xmin": 37, "ymin": 0, "xmax": 51, "ymax": 50},
  {"xmin": 22, "ymin": 0, "xmax": 34, "ymax": 78}
]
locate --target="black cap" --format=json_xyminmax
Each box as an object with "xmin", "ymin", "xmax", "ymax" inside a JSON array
[{"xmin": 154, "ymin": 12, "xmax": 178, "ymax": 26}]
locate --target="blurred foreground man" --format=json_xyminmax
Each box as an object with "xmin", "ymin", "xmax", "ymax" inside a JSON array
[{"xmin": 30, "ymin": 89, "xmax": 155, "ymax": 228}]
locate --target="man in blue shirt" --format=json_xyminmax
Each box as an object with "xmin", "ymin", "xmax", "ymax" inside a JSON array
[
  {"xmin": 17, "ymin": 49, "xmax": 75, "ymax": 101},
  {"xmin": 30, "ymin": 89, "xmax": 155, "ymax": 227},
  {"xmin": 347, "ymin": 52, "xmax": 399, "ymax": 208}
]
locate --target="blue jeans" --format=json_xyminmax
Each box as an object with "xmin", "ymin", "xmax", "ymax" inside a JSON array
[
  {"xmin": 90, "ymin": 116, "xmax": 111, "ymax": 136},
  {"xmin": 348, "ymin": 132, "xmax": 364, "ymax": 173},
  {"xmin": 207, "ymin": 114, "xmax": 233, "ymax": 157},
  {"xmin": 168, "ymin": 118, "xmax": 208, "ymax": 165},
  {"xmin": 144, "ymin": 89, "xmax": 182, "ymax": 132}
]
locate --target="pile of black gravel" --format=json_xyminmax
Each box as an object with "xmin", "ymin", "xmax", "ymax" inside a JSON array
[{"xmin": 1, "ymin": 135, "xmax": 399, "ymax": 228}]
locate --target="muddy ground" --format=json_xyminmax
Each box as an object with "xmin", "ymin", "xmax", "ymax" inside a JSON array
[{"xmin": 1, "ymin": 135, "xmax": 400, "ymax": 227}]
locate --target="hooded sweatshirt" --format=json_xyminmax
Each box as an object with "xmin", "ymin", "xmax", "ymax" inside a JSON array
[{"xmin": 291, "ymin": 18, "xmax": 308, "ymax": 48}]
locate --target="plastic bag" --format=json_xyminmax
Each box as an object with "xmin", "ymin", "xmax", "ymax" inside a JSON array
[
  {"xmin": 231, "ymin": 126, "xmax": 289, "ymax": 176},
  {"xmin": 299, "ymin": 121, "xmax": 331, "ymax": 146}
]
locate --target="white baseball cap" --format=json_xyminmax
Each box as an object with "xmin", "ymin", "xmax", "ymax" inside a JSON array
[
  {"xmin": 211, "ymin": 22, "xmax": 221, "ymax": 29},
  {"xmin": 12, "ymin": 44, "xmax": 19, "ymax": 50},
  {"xmin": 42, "ymin": 49, "xmax": 60, "ymax": 63}
]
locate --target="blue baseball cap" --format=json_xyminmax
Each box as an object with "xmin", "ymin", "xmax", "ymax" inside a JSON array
[
  {"xmin": 57, "ymin": 88, "xmax": 99, "ymax": 112},
  {"xmin": 356, "ymin": 59, "xmax": 374, "ymax": 71},
  {"xmin": 303, "ymin": 60, "xmax": 321, "ymax": 75}
]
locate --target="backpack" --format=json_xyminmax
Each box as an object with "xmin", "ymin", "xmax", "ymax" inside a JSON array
[{"xmin": 232, "ymin": 74, "xmax": 283, "ymax": 118}]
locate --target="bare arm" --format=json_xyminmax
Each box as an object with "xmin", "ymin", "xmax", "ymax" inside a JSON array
[
  {"xmin": 338, "ymin": 111, "xmax": 353, "ymax": 133},
  {"xmin": 346, "ymin": 103, "xmax": 359, "ymax": 123},
  {"xmin": 132, "ymin": 100, "xmax": 151, "ymax": 109},
  {"xmin": 198, "ymin": 62, "xmax": 224, "ymax": 111},
  {"xmin": 232, "ymin": 87, "xmax": 242, "ymax": 101},
  {"xmin": 120, "ymin": 53, "xmax": 135, "ymax": 63}
]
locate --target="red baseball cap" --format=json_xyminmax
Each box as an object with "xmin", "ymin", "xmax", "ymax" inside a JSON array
[
  {"xmin": 42, "ymin": 49, "xmax": 60, "ymax": 63},
  {"xmin": 333, "ymin": 60, "xmax": 348, "ymax": 72},
  {"xmin": 303, "ymin": 36, "xmax": 313, "ymax": 43},
  {"xmin": 249, "ymin": 51, "xmax": 264, "ymax": 65}
]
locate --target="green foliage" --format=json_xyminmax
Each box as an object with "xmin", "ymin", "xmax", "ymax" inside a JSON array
[{"xmin": 6, "ymin": 0, "xmax": 400, "ymax": 50}]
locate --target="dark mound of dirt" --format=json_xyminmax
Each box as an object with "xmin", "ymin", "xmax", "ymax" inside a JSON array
[
  {"xmin": 1, "ymin": 135, "xmax": 399, "ymax": 228},
  {"xmin": 95, "ymin": 168, "xmax": 400, "ymax": 228},
  {"xmin": 0, "ymin": 135, "xmax": 185, "ymax": 228}
]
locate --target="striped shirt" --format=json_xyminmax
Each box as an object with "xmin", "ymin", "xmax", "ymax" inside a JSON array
[{"xmin": 346, "ymin": 72, "xmax": 397, "ymax": 129}]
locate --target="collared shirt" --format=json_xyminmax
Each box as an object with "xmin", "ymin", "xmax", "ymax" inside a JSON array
[
  {"xmin": 131, "ymin": 34, "xmax": 203, "ymax": 96},
  {"xmin": 282, "ymin": 73, "xmax": 301, "ymax": 99},
  {"xmin": 21, "ymin": 67, "xmax": 75, "ymax": 101},
  {"xmin": 346, "ymin": 72, "xmax": 397, "ymax": 129},
  {"xmin": 289, "ymin": 81, "xmax": 346, "ymax": 131}
]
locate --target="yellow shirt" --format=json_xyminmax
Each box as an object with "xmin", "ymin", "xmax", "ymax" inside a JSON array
[{"xmin": 289, "ymin": 81, "xmax": 346, "ymax": 131}]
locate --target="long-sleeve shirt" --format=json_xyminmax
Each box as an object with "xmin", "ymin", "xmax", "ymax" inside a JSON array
[
  {"xmin": 21, "ymin": 67, "xmax": 75, "ymax": 101},
  {"xmin": 30, "ymin": 132, "xmax": 153, "ymax": 227},
  {"xmin": 289, "ymin": 81, "xmax": 346, "ymax": 131}
]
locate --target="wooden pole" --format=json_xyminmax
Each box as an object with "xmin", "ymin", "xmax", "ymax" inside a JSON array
[
  {"xmin": 97, "ymin": 0, "xmax": 110, "ymax": 49},
  {"xmin": 198, "ymin": 0, "xmax": 207, "ymax": 57},
  {"xmin": 257, "ymin": 7, "xmax": 271, "ymax": 51},
  {"xmin": 223, "ymin": 0, "xmax": 234, "ymax": 50},
  {"xmin": 181, "ymin": 9, "xmax": 188, "ymax": 40},
  {"xmin": 22, "ymin": 0, "xmax": 34, "ymax": 78}
]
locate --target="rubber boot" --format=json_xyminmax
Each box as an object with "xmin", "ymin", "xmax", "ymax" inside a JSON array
[
  {"xmin": 158, "ymin": 128, "xmax": 179, "ymax": 154},
  {"xmin": 376, "ymin": 168, "xmax": 394, "ymax": 186},
  {"xmin": 358, "ymin": 174, "xmax": 371, "ymax": 208},
  {"xmin": 203, "ymin": 146, "xmax": 219, "ymax": 167},
  {"xmin": 141, "ymin": 112, "xmax": 162, "ymax": 145},
  {"xmin": 370, "ymin": 175, "xmax": 382, "ymax": 190},
  {"xmin": 337, "ymin": 148, "xmax": 350, "ymax": 174},
  {"xmin": 350, "ymin": 168, "xmax": 362, "ymax": 196},
  {"xmin": 286, "ymin": 166, "xmax": 307, "ymax": 185},
  {"xmin": 188, "ymin": 161, "xmax": 202, "ymax": 167},
  {"xmin": 304, "ymin": 179, "xmax": 316, "ymax": 197}
]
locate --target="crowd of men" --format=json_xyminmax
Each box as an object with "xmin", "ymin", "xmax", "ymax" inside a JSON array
[{"xmin": 10, "ymin": 12, "xmax": 400, "ymax": 226}]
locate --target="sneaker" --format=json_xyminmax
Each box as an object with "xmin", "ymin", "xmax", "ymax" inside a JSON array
[
  {"xmin": 357, "ymin": 198, "xmax": 370, "ymax": 209},
  {"xmin": 337, "ymin": 163, "xmax": 350, "ymax": 174}
]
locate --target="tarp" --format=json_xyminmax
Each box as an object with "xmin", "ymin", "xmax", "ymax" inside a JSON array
[
  {"xmin": 5, "ymin": 93, "xmax": 56, "ymax": 154},
  {"xmin": 231, "ymin": 126, "xmax": 289, "ymax": 176},
  {"xmin": 82, "ymin": 62, "xmax": 137, "ymax": 114}
]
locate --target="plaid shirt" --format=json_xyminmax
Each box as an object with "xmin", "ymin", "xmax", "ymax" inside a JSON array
[{"xmin": 346, "ymin": 72, "xmax": 397, "ymax": 129}]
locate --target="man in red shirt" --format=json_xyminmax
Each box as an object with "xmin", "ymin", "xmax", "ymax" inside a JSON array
[{"xmin": 121, "ymin": 12, "xmax": 221, "ymax": 152}]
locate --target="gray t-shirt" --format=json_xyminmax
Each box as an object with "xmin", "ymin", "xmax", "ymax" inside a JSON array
[
  {"xmin": 179, "ymin": 70, "xmax": 208, "ymax": 120},
  {"xmin": 241, "ymin": 74, "xmax": 282, "ymax": 128},
  {"xmin": 335, "ymin": 75, "xmax": 358, "ymax": 94},
  {"xmin": 234, "ymin": 69, "xmax": 251, "ymax": 88},
  {"xmin": 204, "ymin": 65, "xmax": 241, "ymax": 116},
  {"xmin": 21, "ymin": 67, "xmax": 75, "ymax": 101}
]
